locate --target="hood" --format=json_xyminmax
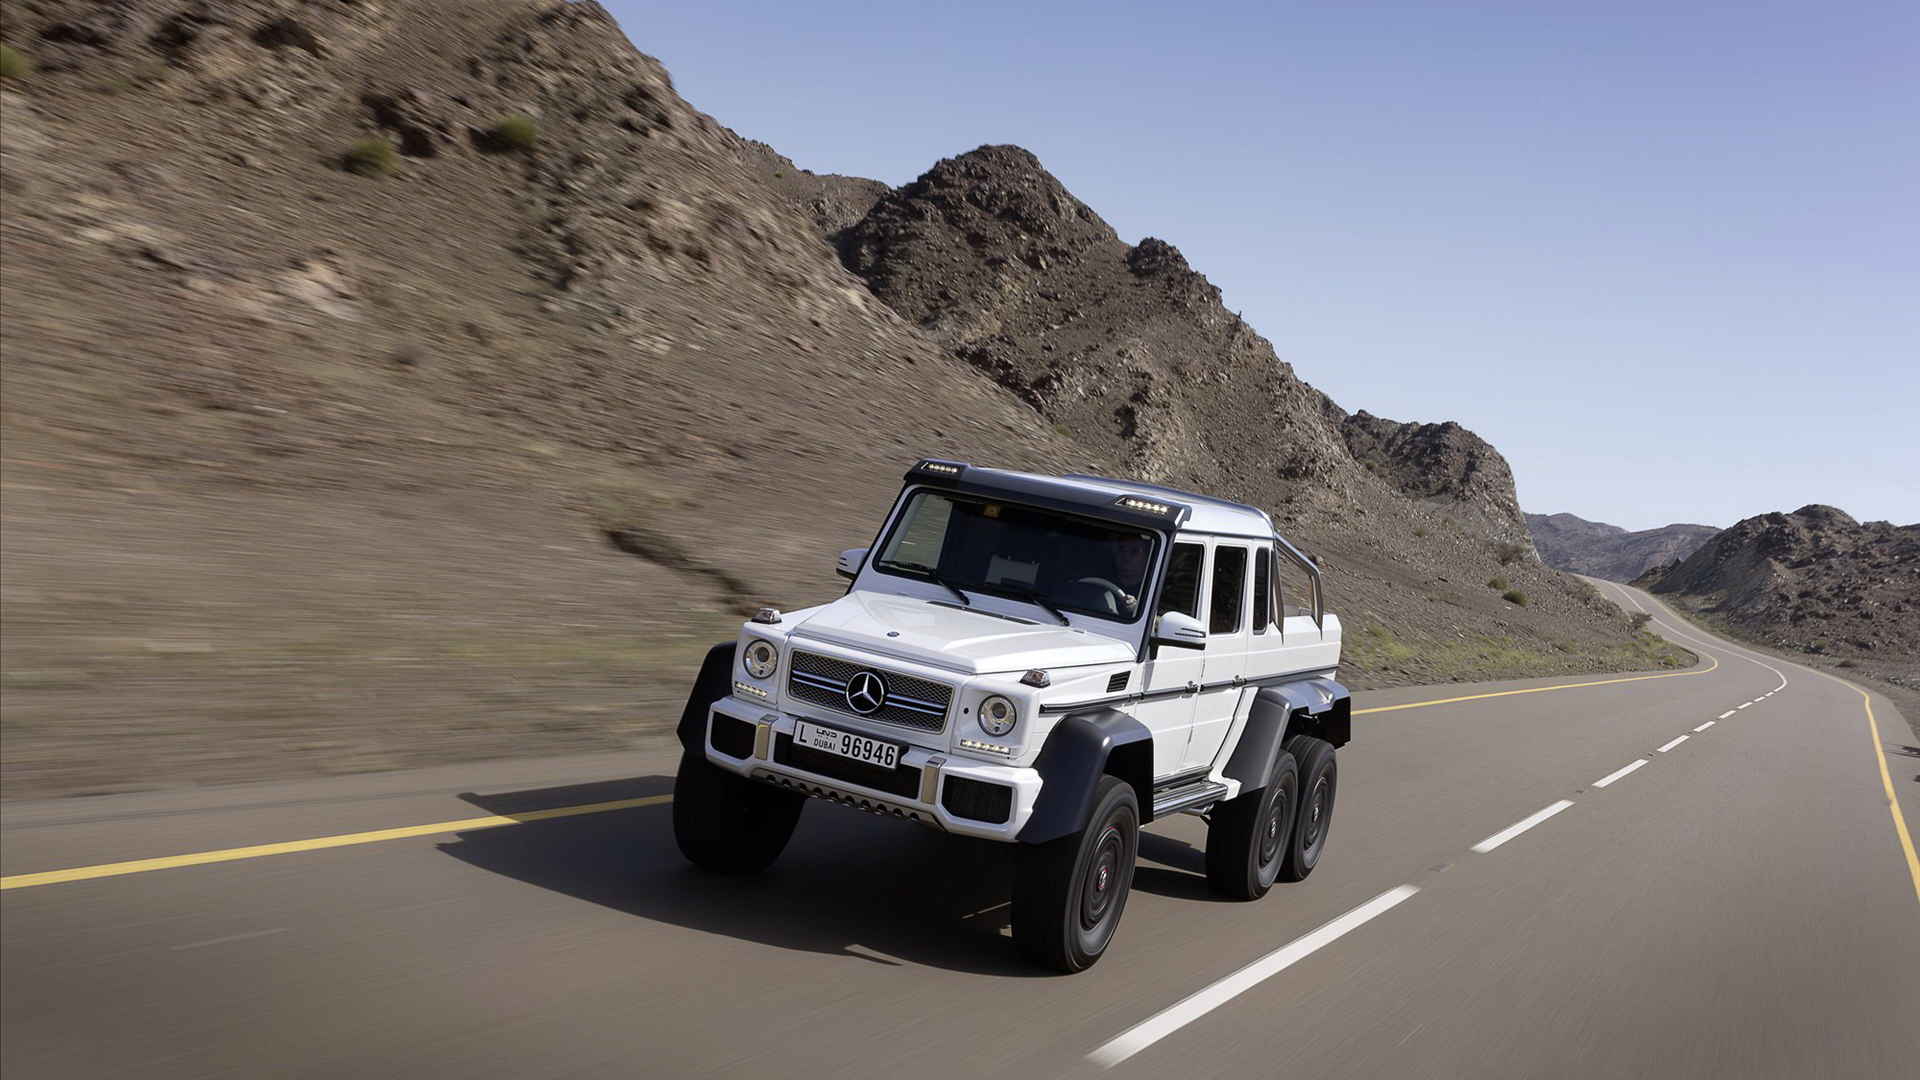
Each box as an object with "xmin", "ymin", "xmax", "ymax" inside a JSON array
[{"xmin": 789, "ymin": 591, "xmax": 1136, "ymax": 674}]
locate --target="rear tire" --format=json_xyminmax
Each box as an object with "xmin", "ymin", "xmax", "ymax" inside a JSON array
[
  {"xmin": 1204, "ymin": 750, "xmax": 1299, "ymax": 900},
  {"xmin": 672, "ymin": 749, "xmax": 804, "ymax": 875},
  {"xmin": 1279, "ymin": 735, "xmax": 1336, "ymax": 882},
  {"xmin": 1012, "ymin": 776, "xmax": 1138, "ymax": 973}
]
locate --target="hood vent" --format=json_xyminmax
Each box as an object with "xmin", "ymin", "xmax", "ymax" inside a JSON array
[{"xmin": 1106, "ymin": 671, "xmax": 1130, "ymax": 693}]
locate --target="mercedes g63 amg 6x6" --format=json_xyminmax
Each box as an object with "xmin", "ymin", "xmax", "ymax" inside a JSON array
[{"xmin": 674, "ymin": 460, "xmax": 1349, "ymax": 971}]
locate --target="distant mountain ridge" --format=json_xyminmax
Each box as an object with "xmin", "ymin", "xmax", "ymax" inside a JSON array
[{"xmin": 1526, "ymin": 512, "xmax": 1720, "ymax": 581}]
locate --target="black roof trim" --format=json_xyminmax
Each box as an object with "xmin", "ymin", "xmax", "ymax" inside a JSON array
[{"xmin": 903, "ymin": 463, "xmax": 1192, "ymax": 531}]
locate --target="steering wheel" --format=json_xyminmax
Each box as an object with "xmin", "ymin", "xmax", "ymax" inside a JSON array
[{"xmin": 1072, "ymin": 576, "xmax": 1129, "ymax": 613}]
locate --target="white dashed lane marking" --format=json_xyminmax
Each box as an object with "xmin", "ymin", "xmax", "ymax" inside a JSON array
[
  {"xmin": 1593, "ymin": 759, "xmax": 1648, "ymax": 788},
  {"xmin": 1657, "ymin": 735, "xmax": 1689, "ymax": 753},
  {"xmin": 1718, "ymin": 710, "xmax": 1736, "ymax": 719},
  {"xmin": 1471, "ymin": 801, "xmax": 1575, "ymax": 854},
  {"xmin": 1087, "ymin": 885, "xmax": 1422, "ymax": 1068},
  {"xmin": 1694, "ymin": 720, "xmax": 1716, "ymax": 732},
  {"xmin": 1737, "ymin": 702, "xmax": 1753, "ymax": 709}
]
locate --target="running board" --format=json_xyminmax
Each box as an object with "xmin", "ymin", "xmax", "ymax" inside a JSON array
[{"xmin": 1152, "ymin": 780, "xmax": 1229, "ymax": 818}]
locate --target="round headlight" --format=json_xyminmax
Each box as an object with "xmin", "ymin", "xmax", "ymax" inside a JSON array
[
  {"xmin": 742, "ymin": 639, "xmax": 779, "ymax": 680},
  {"xmin": 978, "ymin": 695, "xmax": 1018, "ymax": 737}
]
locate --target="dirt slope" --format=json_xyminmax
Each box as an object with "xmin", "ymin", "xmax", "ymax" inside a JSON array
[
  {"xmin": 1, "ymin": 1, "xmax": 1681, "ymax": 797},
  {"xmin": 1527, "ymin": 513, "xmax": 1720, "ymax": 581}
]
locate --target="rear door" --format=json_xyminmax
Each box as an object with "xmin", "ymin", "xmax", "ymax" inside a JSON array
[
  {"xmin": 1185, "ymin": 540, "xmax": 1250, "ymax": 771},
  {"xmin": 1242, "ymin": 543, "xmax": 1290, "ymax": 679}
]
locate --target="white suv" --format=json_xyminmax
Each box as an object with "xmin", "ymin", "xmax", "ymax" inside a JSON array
[{"xmin": 673, "ymin": 460, "xmax": 1349, "ymax": 971}]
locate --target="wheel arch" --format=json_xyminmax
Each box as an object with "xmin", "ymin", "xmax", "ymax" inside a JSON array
[
  {"xmin": 1222, "ymin": 678, "xmax": 1350, "ymax": 789},
  {"xmin": 1019, "ymin": 709, "xmax": 1154, "ymax": 844},
  {"xmin": 676, "ymin": 641, "xmax": 739, "ymax": 753}
]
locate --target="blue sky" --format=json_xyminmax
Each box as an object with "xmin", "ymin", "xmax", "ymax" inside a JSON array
[{"xmin": 606, "ymin": 1, "xmax": 1917, "ymax": 530}]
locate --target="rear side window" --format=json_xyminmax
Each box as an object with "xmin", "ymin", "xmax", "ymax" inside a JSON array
[
  {"xmin": 1276, "ymin": 551, "xmax": 1314, "ymax": 619},
  {"xmin": 1158, "ymin": 543, "xmax": 1205, "ymax": 618},
  {"xmin": 1252, "ymin": 547, "xmax": 1271, "ymax": 633},
  {"xmin": 1210, "ymin": 546, "xmax": 1247, "ymax": 634}
]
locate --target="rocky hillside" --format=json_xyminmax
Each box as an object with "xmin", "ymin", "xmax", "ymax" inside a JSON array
[
  {"xmin": 0, "ymin": 0, "xmax": 1682, "ymax": 797},
  {"xmin": 1339, "ymin": 411, "xmax": 1535, "ymax": 553},
  {"xmin": 1638, "ymin": 506, "xmax": 1919, "ymax": 663},
  {"xmin": 837, "ymin": 145, "xmax": 1359, "ymax": 500},
  {"xmin": 1638, "ymin": 506, "xmax": 1920, "ymax": 726},
  {"xmin": 1528, "ymin": 513, "xmax": 1720, "ymax": 581}
]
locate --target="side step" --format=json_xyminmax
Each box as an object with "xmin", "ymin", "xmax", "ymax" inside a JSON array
[{"xmin": 1152, "ymin": 779, "xmax": 1229, "ymax": 819}]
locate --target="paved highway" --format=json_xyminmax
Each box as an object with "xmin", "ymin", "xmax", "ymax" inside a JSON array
[{"xmin": 4, "ymin": 581, "xmax": 1916, "ymax": 1078}]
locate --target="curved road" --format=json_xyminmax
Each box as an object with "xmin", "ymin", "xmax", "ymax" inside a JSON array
[{"xmin": 4, "ymin": 581, "xmax": 1916, "ymax": 1077}]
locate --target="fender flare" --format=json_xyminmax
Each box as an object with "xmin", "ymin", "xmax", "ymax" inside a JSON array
[
  {"xmin": 1018, "ymin": 709, "xmax": 1154, "ymax": 844},
  {"xmin": 1222, "ymin": 678, "xmax": 1350, "ymax": 790},
  {"xmin": 676, "ymin": 642, "xmax": 738, "ymax": 753}
]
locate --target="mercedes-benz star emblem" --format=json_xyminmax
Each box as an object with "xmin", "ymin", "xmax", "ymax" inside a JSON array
[{"xmin": 845, "ymin": 670, "xmax": 887, "ymax": 715}]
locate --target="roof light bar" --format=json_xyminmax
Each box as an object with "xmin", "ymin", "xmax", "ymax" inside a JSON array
[
  {"xmin": 1115, "ymin": 495, "xmax": 1176, "ymax": 516},
  {"xmin": 909, "ymin": 459, "xmax": 965, "ymax": 479}
]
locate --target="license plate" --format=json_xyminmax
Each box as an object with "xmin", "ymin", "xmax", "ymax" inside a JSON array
[{"xmin": 793, "ymin": 721, "xmax": 901, "ymax": 770}]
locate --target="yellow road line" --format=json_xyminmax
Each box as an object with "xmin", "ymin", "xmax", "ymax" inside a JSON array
[
  {"xmin": 0, "ymin": 795, "xmax": 671, "ymax": 891},
  {"xmin": 1354, "ymin": 653, "xmax": 1719, "ymax": 715},
  {"xmin": 0, "ymin": 647, "xmax": 1728, "ymax": 893},
  {"xmin": 1844, "ymin": 682, "xmax": 1920, "ymax": 906}
]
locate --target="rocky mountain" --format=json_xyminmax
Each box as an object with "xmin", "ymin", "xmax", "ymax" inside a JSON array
[
  {"xmin": 836, "ymin": 145, "xmax": 1359, "ymax": 500},
  {"xmin": 0, "ymin": 0, "xmax": 1681, "ymax": 796},
  {"xmin": 1527, "ymin": 513, "xmax": 1720, "ymax": 581},
  {"xmin": 1338, "ymin": 411, "xmax": 1535, "ymax": 553},
  {"xmin": 1638, "ymin": 506, "xmax": 1919, "ymax": 668}
]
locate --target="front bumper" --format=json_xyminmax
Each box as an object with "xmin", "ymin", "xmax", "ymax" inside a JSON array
[{"xmin": 703, "ymin": 695, "xmax": 1041, "ymax": 841}]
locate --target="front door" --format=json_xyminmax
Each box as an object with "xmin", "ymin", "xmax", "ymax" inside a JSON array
[
  {"xmin": 1131, "ymin": 540, "xmax": 1206, "ymax": 779},
  {"xmin": 1186, "ymin": 541, "xmax": 1250, "ymax": 771}
]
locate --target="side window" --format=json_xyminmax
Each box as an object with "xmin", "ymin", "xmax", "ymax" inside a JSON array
[
  {"xmin": 1276, "ymin": 552, "xmax": 1314, "ymax": 620},
  {"xmin": 1209, "ymin": 546, "xmax": 1247, "ymax": 634},
  {"xmin": 1157, "ymin": 543, "xmax": 1205, "ymax": 619},
  {"xmin": 1252, "ymin": 547, "xmax": 1271, "ymax": 634}
]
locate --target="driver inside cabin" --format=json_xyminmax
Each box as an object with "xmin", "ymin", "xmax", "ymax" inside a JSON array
[{"xmin": 1107, "ymin": 535, "xmax": 1154, "ymax": 619}]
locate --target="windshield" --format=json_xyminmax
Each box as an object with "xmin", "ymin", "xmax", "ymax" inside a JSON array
[{"xmin": 873, "ymin": 491, "xmax": 1160, "ymax": 623}]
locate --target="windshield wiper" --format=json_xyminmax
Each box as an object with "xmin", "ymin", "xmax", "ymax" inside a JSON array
[
  {"xmin": 886, "ymin": 562, "xmax": 973, "ymax": 606},
  {"xmin": 993, "ymin": 584, "xmax": 1071, "ymax": 625}
]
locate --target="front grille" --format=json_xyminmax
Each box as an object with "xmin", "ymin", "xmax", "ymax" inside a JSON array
[
  {"xmin": 774, "ymin": 733, "xmax": 922, "ymax": 799},
  {"xmin": 787, "ymin": 650, "xmax": 952, "ymax": 733}
]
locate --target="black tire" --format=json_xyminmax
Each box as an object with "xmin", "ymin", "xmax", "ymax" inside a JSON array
[
  {"xmin": 1204, "ymin": 750, "xmax": 1299, "ymax": 900},
  {"xmin": 1012, "ymin": 775, "xmax": 1139, "ymax": 973},
  {"xmin": 1279, "ymin": 735, "xmax": 1337, "ymax": 882},
  {"xmin": 672, "ymin": 749, "xmax": 804, "ymax": 875}
]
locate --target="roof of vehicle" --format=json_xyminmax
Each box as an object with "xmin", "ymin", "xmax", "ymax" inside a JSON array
[{"xmin": 903, "ymin": 460, "xmax": 1278, "ymax": 538}]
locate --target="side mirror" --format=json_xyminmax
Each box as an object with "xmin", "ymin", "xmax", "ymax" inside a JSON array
[
  {"xmin": 836, "ymin": 547, "xmax": 869, "ymax": 580},
  {"xmin": 1153, "ymin": 611, "xmax": 1207, "ymax": 649}
]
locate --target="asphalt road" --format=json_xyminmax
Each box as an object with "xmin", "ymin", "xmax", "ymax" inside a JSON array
[{"xmin": 4, "ymin": 581, "xmax": 1916, "ymax": 1078}]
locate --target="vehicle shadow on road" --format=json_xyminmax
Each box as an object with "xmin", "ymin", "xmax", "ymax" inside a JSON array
[
  {"xmin": 438, "ymin": 777, "xmax": 1050, "ymax": 977},
  {"xmin": 1132, "ymin": 832, "xmax": 1234, "ymax": 903}
]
